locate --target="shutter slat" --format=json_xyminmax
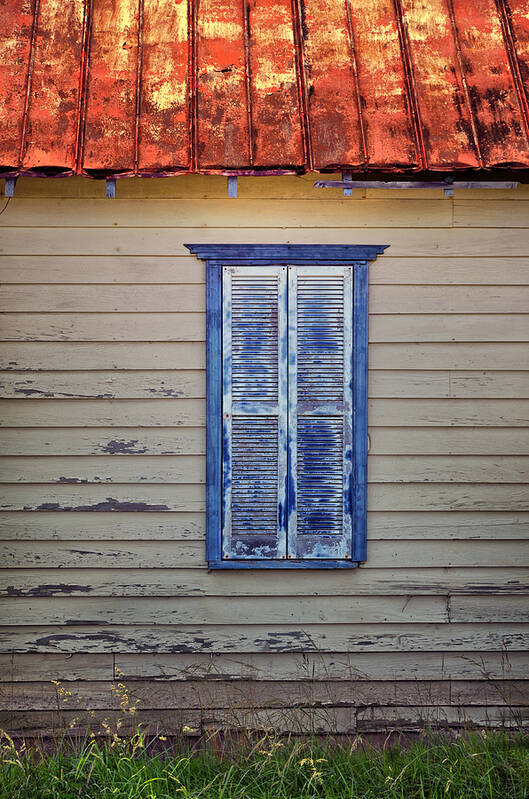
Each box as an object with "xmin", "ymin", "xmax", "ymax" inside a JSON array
[
  {"xmin": 288, "ymin": 266, "xmax": 353, "ymax": 560},
  {"xmin": 222, "ymin": 267, "xmax": 287, "ymax": 560}
]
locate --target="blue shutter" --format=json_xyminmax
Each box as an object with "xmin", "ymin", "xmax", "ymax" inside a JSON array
[
  {"xmin": 222, "ymin": 266, "xmax": 288, "ymax": 559},
  {"xmin": 287, "ymin": 266, "xmax": 353, "ymax": 559}
]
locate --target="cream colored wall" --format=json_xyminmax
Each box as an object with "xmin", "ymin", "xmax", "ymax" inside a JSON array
[{"xmin": 0, "ymin": 174, "xmax": 528, "ymax": 735}]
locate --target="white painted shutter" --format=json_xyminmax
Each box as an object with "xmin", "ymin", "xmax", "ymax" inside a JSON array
[
  {"xmin": 222, "ymin": 266, "xmax": 288, "ymax": 559},
  {"xmin": 287, "ymin": 266, "xmax": 353, "ymax": 559}
]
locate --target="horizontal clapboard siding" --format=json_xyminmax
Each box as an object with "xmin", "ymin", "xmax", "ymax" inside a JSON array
[{"xmin": 0, "ymin": 175, "xmax": 528, "ymax": 735}]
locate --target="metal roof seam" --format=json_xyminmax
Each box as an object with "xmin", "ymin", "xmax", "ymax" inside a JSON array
[
  {"xmin": 445, "ymin": 0, "xmax": 484, "ymax": 169},
  {"xmin": 17, "ymin": 0, "xmax": 40, "ymax": 169},
  {"xmin": 495, "ymin": 0, "xmax": 529, "ymax": 146},
  {"xmin": 344, "ymin": 0, "xmax": 368, "ymax": 169},
  {"xmin": 291, "ymin": 0, "xmax": 313, "ymax": 171},
  {"xmin": 74, "ymin": 0, "xmax": 92, "ymax": 175},
  {"xmin": 391, "ymin": 0, "xmax": 428, "ymax": 171},
  {"xmin": 133, "ymin": 0, "xmax": 145, "ymax": 175}
]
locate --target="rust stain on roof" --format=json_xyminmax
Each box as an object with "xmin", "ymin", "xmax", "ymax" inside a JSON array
[{"xmin": 1, "ymin": 0, "xmax": 529, "ymax": 176}]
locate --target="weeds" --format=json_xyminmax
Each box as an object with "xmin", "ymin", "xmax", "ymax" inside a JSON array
[{"xmin": 0, "ymin": 728, "xmax": 528, "ymax": 798}]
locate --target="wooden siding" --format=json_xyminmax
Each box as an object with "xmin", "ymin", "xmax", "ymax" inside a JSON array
[{"xmin": 0, "ymin": 174, "xmax": 528, "ymax": 736}]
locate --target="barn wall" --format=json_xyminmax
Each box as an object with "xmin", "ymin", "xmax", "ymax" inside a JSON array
[{"xmin": 0, "ymin": 174, "xmax": 528, "ymax": 736}]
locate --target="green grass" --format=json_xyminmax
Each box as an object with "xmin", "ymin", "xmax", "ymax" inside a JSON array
[{"xmin": 1, "ymin": 729, "xmax": 528, "ymax": 799}]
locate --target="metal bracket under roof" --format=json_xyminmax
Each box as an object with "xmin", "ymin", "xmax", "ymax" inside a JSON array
[
  {"xmin": 315, "ymin": 179, "xmax": 518, "ymax": 198},
  {"xmin": 4, "ymin": 177, "xmax": 17, "ymax": 197}
]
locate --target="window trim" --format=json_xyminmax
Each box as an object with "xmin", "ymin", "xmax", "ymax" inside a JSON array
[{"xmin": 186, "ymin": 245, "xmax": 388, "ymax": 570}]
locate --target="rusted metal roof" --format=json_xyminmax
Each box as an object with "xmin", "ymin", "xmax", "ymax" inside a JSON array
[{"xmin": 2, "ymin": 0, "xmax": 529, "ymax": 177}]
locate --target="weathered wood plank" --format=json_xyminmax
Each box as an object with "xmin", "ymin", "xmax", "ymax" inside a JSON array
[
  {"xmin": 3, "ymin": 314, "xmax": 528, "ymax": 343},
  {"xmin": 451, "ymin": 596, "xmax": 529, "ymax": 623},
  {"xmin": 0, "ymin": 285, "xmax": 206, "ymax": 312},
  {"xmin": 2, "ymin": 257, "xmax": 528, "ymax": 285},
  {"xmin": 368, "ymin": 400, "xmax": 529, "ymax": 427},
  {"xmin": 1, "ymin": 623, "xmax": 527, "ymax": 653},
  {"xmin": 1, "ymin": 347, "xmax": 527, "ymax": 377},
  {"xmin": 0, "ymin": 198, "xmax": 452, "ymax": 228},
  {"xmin": 0, "ymin": 370, "xmax": 451, "ymax": 399},
  {"xmin": 356, "ymin": 705, "xmax": 528, "ymax": 731},
  {"xmin": 2, "ymin": 399, "xmax": 527, "ymax": 427},
  {"xmin": 4, "ymin": 704, "xmax": 521, "ymax": 736},
  {"xmin": 0, "ymin": 596, "xmax": 449, "ymax": 626},
  {"xmin": 368, "ymin": 456, "xmax": 529, "ymax": 483},
  {"xmin": 0, "ymin": 314, "xmax": 206, "ymax": 343},
  {"xmin": 0, "ymin": 709, "xmax": 203, "ymax": 737},
  {"xmin": 0, "ymin": 428, "xmax": 206, "ymax": 456},
  {"xmin": 1, "ymin": 511, "xmax": 526, "ymax": 541},
  {"xmin": 0, "ymin": 399, "xmax": 206, "ymax": 426},
  {"xmin": 0, "ymin": 343, "xmax": 206, "ymax": 370},
  {"xmin": 368, "ymin": 484, "xmax": 529, "ymax": 511},
  {"xmin": 1, "ymin": 227, "xmax": 529, "ymax": 258},
  {"xmin": 370, "ymin": 428, "xmax": 529, "ymax": 455},
  {"xmin": 0, "ymin": 484, "xmax": 206, "ymax": 512},
  {"xmin": 1, "ymin": 540, "xmax": 527, "ymax": 569},
  {"xmin": 4, "ymin": 679, "xmax": 529, "ymax": 712},
  {"xmin": 2, "ymin": 483, "xmax": 528, "ymax": 512},
  {"xmin": 0, "ymin": 256, "xmax": 204, "ymax": 284},
  {"xmin": 454, "ymin": 200, "xmax": 529, "ymax": 228},
  {"xmin": 372, "ymin": 258, "xmax": 529, "ymax": 285},
  {"xmin": 370, "ymin": 315, "xmax": 529, "ymax": 342},
  {"xmin": 372, "ymin": 371, "xmax": 529, "ymax": 399},
  {"xmin": 0, "ymin": 370, "xmax": 459, "ymax": 400},
  {"xmin": 2, "ymin": 283, "xmax": 528, "ymax": 312},
  {"xmin": 0, "ymin": 512, "xmax": 205, "ymax": 540},
  {"xmin": 2, "ymin": 704, "xmax": 523, "ymax": 736},
  {"xmin": 4, "ymin": 651, "xmax": 528, "ymax": 682},
  {"xmin": 370, "ymin": 345, "xmax": 529, "ymax": 371},
  {"xmin": 0, "ymin": 455, "xmax": 206, "ymax": 483},
  {"xmin": 0, "ymin": 255, "xmax": 523, "ymax": 287},
  {"xmin": 449, "ymin": 372, "xmax": 529, "ymax": 398},
  {"xmin": 1, "ymin": 455, "xmax": 527, "ymax": 484},
  {"xmin": 2, "ymin": 567, "xmax": 527, "ymax": 597},
  {"xmin": 1, "ymin": 427, "xmax": 525, "ymax": 457},
  {"xmin": 365, "ymin": 511, "xmax": 529, "ymax": 540},
  {"xmin": 0, "ymin": 372, "xmax": 205, "ymax": 399},
  {"xmin": 0, "ymin": 654, "xmax": 114, "ymax": 682},
  {"xmin": 0, "ymin": 679, "xmax": 464, "ymax": 711},
  {"xmin": 449, "ymin": 680, "xmax": 529, "ymax": 705}
]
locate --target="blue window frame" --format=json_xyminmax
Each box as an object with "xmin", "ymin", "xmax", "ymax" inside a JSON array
[{"xmin": 186, "ymin": 245, "xmax": 387, "ymax": 570}]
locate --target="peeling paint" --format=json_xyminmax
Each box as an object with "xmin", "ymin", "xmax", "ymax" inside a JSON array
[
  {"xmin": 100, "ymin": 440, "xmax": 148, "ymax": 454},
  {"xmin": 5, "ymin": 584, "xmax": 92, "ymax": 597},
  {"xmin": 33, "ymin": 498, "xmax": 170, "ymax": 512}
]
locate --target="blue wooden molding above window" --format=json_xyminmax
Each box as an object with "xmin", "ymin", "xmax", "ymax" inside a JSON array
[
  {"xmin": 186, "ymin": 244, "xmax": 387, "ymax": 264},
  {"xmin": 186, "ymin": 244, "xmax": 388, "ymax": 570}
]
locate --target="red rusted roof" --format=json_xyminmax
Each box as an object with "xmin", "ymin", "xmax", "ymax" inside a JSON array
[{"xmin": 2, "ymin": 0, "xmax": 529, "ymax": 176}]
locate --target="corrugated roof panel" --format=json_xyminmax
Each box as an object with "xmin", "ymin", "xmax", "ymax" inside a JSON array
[
  {"xmin": 82, "ymin": 0, "xmax": 139, "ymax": 171},
  {"xmin": 349, "ymin": 0, "xmax": 421, "ymax": 169},
  {"xmin": 196, "ymin": 0, "xmax": 250, "ymax": 169},
  {"xmin": 2, "ymin": 0, "xmax": 529, "ymax": 175},
  {"xmin": 507, "ymin": 0, "xmax": 529, "ymax": 125},
  {"xmin": 0, "ymin": 0, "xmax": 34, "ymax": 170},
  {"xmin": 21, "ymin": 0, "xmax": 85, "ymax": 171},
  {"xmin": 248, "ymin": 0, "xmax": 304, "ymax": 167},
  {"xmin": 452, "ymin": 0, "xmax": 529, "ymax": 167},
  {"xmin": 400, "ymin": 0, "xmax": 480, "ymax": 169},
  {"xmin": 138, "ymin": 0, "xmax": 190, "ymax": 172},
  {"xmin": 301, "ymin": 0, "xmax": 365, "ymax": 169}
]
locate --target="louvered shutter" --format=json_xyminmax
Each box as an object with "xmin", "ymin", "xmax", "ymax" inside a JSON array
[
  {"xmin": 287, "ymin": 266, "xmax": 353, "ymax": 559},
  {"xmin": 222, "ymin": 266, "xmax": 288, "ymax": 559}
]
